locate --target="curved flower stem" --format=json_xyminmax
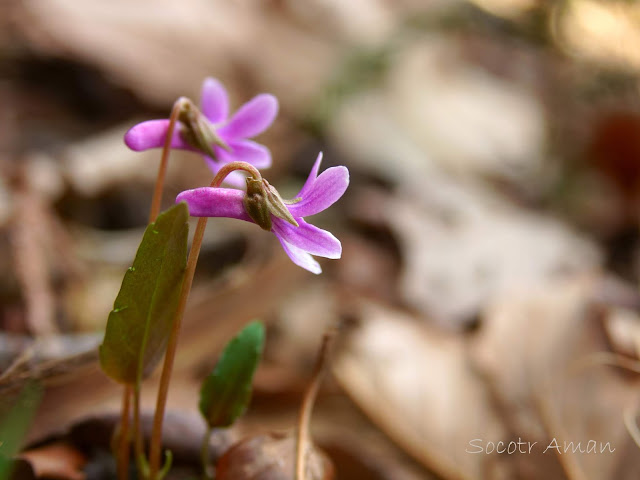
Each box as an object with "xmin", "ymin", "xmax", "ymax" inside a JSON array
[
  {"xmin": 295, "ymin": 328, "xmax": 336, "ymax": 480},
  {"xmin": 116, "ymin": 386, "xmax": 132, "ymax": 480},
  {"xmin": 213, "ymin": 161, "xmax": 262, "ymax": 182},
  {"xmin": 148, "ymin": 161, "xmax": 260, "ymax": 479},
  {"xmin": 148, "ymin": 97, "xmax": 189, "ymax": 223}
]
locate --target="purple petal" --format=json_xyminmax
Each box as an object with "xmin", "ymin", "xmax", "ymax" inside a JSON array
[
  {"xmin": 288, "ymin": 166, "xmax": 349, "ymax": 218},
  {"xmin": 124, "ymin": 119, "xmax": 191, "ymax": 151},
  {"xmin": 275, "ymin": 235, "xmax": 322, "ymax": 274},
  {"xmin": 200, "ymin": 78, "xmax": 229, "ymax": 123},
  {"xmin": 272, "ymin": 218, "xmax": 341, "ymax": 259},
  {"xmin": 176, "ymin": 188, "xmax": 251, "ymax": 221},
  {"xmin": 216, "ymin": 140, "xmax": 272, "ymax": 169},
  {"xmin": 218, "ymin": 94, "xmax": 278, "ymax": 140},
  {"xmin": 202, "ymin": 156, "xmax": 248, "ymax": 188},
  {"xmin": 297, "ymin": 152, "xmax": 323, "ymax": 198}
]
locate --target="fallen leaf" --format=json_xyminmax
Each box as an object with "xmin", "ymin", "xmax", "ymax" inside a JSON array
[
  {"xmin": 351, "ymin": 183, "xmax": 601, "ymax": 327},
  {"xmin": 329, "ymin": 38, "xmax": 546, "ymax": 190},
  {"xmin": 472, "ymin": 276, "xmax": 640, "ymax": 480},
  {"xmin": 19, "ymin": 442, "xmax": 86, "ymax": 480},
  {"xmin": 332, "ymin": 301, "xmax": 506, "ymax": 480}
]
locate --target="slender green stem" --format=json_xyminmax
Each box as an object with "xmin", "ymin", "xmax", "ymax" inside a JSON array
[
  {"xmin": 200, "ymin": 425, "xmax": 213, "ymax": 480},
  {"xmin": 148, "ymin": 163, "xmax": 257, "ymax": 479},
  {"xmin": 117, "ymin": 386, "xmax": 132, "ymax": 480}
]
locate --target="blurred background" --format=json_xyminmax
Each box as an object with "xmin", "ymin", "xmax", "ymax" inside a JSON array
[{"xmin": 3, "ymin": 0, "xmax": 640, "ymax": 478}]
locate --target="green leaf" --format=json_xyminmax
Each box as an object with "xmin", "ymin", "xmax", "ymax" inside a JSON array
[
  {"xmin": 0, "ymin": 382, "xmax": 43, "ymax": 480},
  {"xmin": 199, "ymin": 321, "xmax": 265, "ymax": 428},
  {"xmin": 99, "ymin": 202, "xmax": 189, "ymax": 385}
]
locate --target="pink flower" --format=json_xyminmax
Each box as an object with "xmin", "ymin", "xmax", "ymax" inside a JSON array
[
  {"xmin": 124, "ymin": 78, "xmax": 278, "ymax": 186},
  {"xmin": 177, "ymin": 153, "xmax": 349, "ymax": 274}
]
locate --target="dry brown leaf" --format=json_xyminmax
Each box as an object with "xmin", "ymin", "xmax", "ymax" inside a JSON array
[
  {"xmin": 14, "ymin": 0, "xmax": 248, "ymax": 105},
  {"xmin": 332, "ymin": 302, "xmax": 506, "ymax": 480},
  {"xmin": 0, "ymin": 334, "xmax": 100, "ymax": 395},
  {"xmin": 472, "ymin": 276, "xmax": 640, "ymax": 480},
  {"xmin": 12, "ymin": 0, "xmax": 337, "ymax": 113},
  {"xmin": 282, "ymin": 0, "xmax": 394, "ymax": 45},
  {"xmin": 350, "ymin": 182, "xmax": 601, "ymax": 327},
  {"xmin": 329, "ymin": 38, "xmax": 546, "ymax": 190},
  {"xmin": 325, "ymin": 35, "xmax": 600, "ymax": 328},
  {"xmin": 20, "ymin": 442, "xmax": 87, "ymax": 480}
]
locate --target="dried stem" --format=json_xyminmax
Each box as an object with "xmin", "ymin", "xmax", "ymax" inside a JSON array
[
  {"xmin": 117, "ymin": 386, "xmax": 131, "ymax": 480},
  {"xmin": 295, "ymin": 328, "xmax": 337, "ymax": 480},
  {"xmin": 148, "ymin": 163, "xmax": 256, "ymax": 479},
  {"xmin": 11, "ymin": 182, "xmax": 58, "ymax": 336}
]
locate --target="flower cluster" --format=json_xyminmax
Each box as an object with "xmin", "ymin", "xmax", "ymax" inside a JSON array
[{"xmin": 125, "ymin": 77, "xmax": 349, "ymax": 273}]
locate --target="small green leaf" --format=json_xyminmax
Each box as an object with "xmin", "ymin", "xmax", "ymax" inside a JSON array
[
  {"xmin": 0, "ymin": 382, "xmax": 43, "ymax": 480},
  {"xmin": 199, "ymin": 322, "xmax": 265, "ymax": 428},
  {"xmin": 99, "ymin": 202, "xmax": 189, "ymax": 384}
]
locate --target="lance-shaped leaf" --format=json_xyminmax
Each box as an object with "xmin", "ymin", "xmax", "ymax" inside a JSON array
[
  {"xmin": 99, "ymin": 202, "xmax": 189, "ymax": 384},
  {"xmin": 199, "ymin": 322, "xmax": 265, "ymax": 428}
]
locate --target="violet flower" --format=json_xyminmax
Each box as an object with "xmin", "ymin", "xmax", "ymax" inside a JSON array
[
  {"xmin": 176, "ymin": 153, "xmax": 349, "ymax": 274},
  {"xmin": 124, "ymin": 77, "xmax": 278, "ymax": 186}
]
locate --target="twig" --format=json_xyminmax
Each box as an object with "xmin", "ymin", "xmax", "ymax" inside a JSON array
[
  {"xmin": 295, "ymin": 328, "xmax": 337, "ymax": 480},
  {"xmin": 10, "ymin": 181, "xmax": 57, "ymax": 336}
]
